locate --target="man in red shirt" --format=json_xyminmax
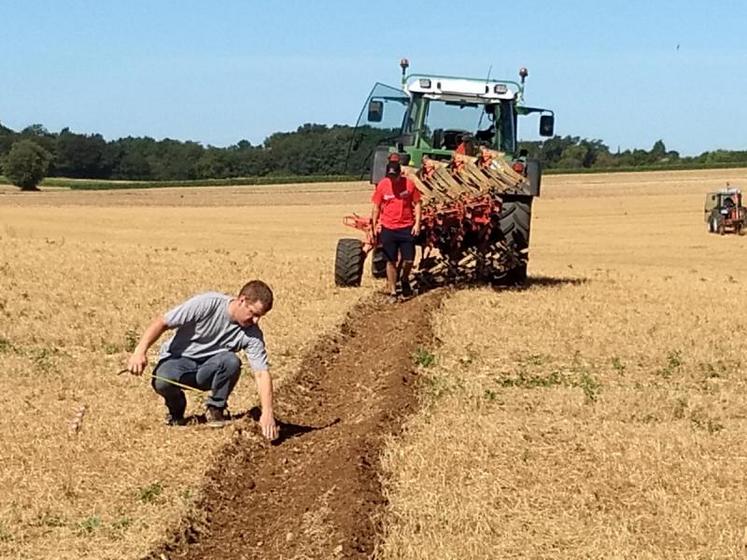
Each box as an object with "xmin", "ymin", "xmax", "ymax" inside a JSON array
[
  {"xmin": 455, "ymin": 133, "xmax": 475, "ymax": 156},
  {"xmin": 371, "ymin": 156, "xmax": 422, "ymax": 301}
]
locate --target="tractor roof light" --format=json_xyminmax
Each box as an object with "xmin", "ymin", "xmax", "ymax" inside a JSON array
[
  {"xmin": 519, "ymin": 67, "xmax": 529, "ymax": 84},
  {"xmin": 494, "ymin": 83, "xmax": 508, "ymax": 94},
  {"xmin": 419, "ymin": 78, "xmax": 432, "ymax": 89},
  {"xmin": 400, "ymin": 58, "xmax": 410, "ymax": 84}
]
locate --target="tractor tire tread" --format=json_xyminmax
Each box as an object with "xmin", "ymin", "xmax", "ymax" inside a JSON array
[{"xmin": 335, "ymin": 238, "xmax": 365, "ymax": 287}]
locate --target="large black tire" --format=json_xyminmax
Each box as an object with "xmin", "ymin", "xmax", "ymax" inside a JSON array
[
  {"xmin": 335, "ymin": 238, "xmax": 366, "ymax": 287},
  {"xmin": 503, "ymin": 263, "xmax": 528, "ymax": 285},
  {"xmin": 335, "ymin": 238, "xmax": 365, "ymax": 287},
  {"xmin": 498, "ymin": 197, "xmax": 532, "ymax": 284},
  {"xmin": 499, "ymin": 197, "xmax": 532, "ymax": 252},
  {"xmin": 371, "ymin": 247, "xmax": 387, "ymax": 278}
]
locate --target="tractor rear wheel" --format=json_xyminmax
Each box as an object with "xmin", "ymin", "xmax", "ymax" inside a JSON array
[
  {"xmin": 498, "ymin": 197, "xmax": 531, "ymax": 284},
  {"xmin": 503, "ymin": 263, "xmax": 528, "ymax": 285},
  {"xmin": 499, "ymin": 197, "xmax": 531, "ymax": 251},
  {"xmin": 371, "ymin": 247, "xmax": 387, "ymax": 278},
  {"xmin": 335, "ymin": 238, "xmax": 365, "ymax": 287}
]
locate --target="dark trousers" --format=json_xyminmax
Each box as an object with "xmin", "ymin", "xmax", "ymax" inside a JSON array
[
  {"xmin": 380, "ymin": 226, "xmax": 415, "ymax": 262},
  {"xmin": 152, "ymin": 352, "xmax": 241, "ymax": 418}
]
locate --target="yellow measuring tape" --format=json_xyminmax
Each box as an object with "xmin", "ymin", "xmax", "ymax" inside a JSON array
[{"xmin": 117, "ymin": 369, "xmax": 210, "ymax": 394}]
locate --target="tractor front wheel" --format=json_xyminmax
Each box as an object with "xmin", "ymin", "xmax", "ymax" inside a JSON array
[{"xmin": 335, "ymin": 238, "xmax": 365, "ymax": 287}]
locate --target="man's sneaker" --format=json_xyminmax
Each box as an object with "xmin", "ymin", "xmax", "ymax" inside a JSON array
[
  {"xmin": 205, "ymin": 406, "xmax": 230, "ymax": 427},
  {"xmin": 164, "ymin": 413, "xmax": 188, "ymax": 427}
]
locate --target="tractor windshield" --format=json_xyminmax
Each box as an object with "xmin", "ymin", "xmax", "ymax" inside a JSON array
[
  {"xmin": 414, "ymin": 99, "xmax": 517, "ymax": 153},
  {"xmin": 425, "ymin": 102, "xmax": 485, "ymax": 136}
]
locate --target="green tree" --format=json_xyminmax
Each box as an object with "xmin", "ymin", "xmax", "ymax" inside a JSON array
[
  {"xmin": 18, "ymin": 124, "xmax": 56, "ymax": 157},
  {"xmin": 2, "ymin": 140, "xmax": 52, "ymax": 191},
  {"xmin": 0, "ymin": 121, "xmax": 16, "ymax": 157},
  {"xmin": 145, "ymin": 139, "xmax": 203, "ymax": 180},
  {"xmin": 109, "ymin": 136, "xmax": 156, "ymax": 180},
  {"xmin": 195, "ymin": 148, "xmax": 232, "ymax": 179},
  {"xmin": 650, "ymin": 139, "xmax": 666, "ymax": 160},
  {"xmin": 55, "ymin": 129, "xmax": 111, "ymax": 178}
]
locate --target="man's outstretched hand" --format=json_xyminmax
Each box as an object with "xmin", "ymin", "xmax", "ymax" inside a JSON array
[
  {"xmin": 259, "ymin": 412, "xmax": 279, "ymax": 441},
  {"xmin": 126, "ymin": 352, "xmax": 148, "ymax": 376}
]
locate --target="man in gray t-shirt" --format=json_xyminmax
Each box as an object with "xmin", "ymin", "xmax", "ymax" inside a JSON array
[{"xmin": 126, "ymin": 280, "xmax": 278, "ymax": 440}]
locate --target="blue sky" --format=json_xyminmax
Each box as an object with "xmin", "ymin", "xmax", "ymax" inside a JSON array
[{"xmin": 1, "ymin": 0, "xmax": 745, "ymax": 155}]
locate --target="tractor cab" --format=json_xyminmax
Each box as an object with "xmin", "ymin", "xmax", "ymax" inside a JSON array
[
  {"xmin": 349, "ymin": 59, "xmax": 554, "ymax": 196},
  {"xmin": 705, "ymin": 187, "xmax": 746, "ymax": 234}
]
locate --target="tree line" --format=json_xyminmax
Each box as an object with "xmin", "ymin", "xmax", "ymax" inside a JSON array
[
  {"xmin": 518, "ymin": 137, "xmax": 747, "ymax": 170},
  {"xmin": 1, "ymin": 120, "xmax": 746, "ymax": 189},
  {"xmin": 0, "ymin": 122, "xmax": 387, "ymax": 182}
]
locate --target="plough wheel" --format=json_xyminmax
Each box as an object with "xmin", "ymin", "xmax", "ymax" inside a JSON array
[{"xmin": 335, "ymin": 238, "xmax": 365, "ymax": 287}]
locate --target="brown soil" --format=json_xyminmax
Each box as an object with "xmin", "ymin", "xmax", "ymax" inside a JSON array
[{"xmin": 147, "ymin": 292, "xmax": 443, "ymax": 560}]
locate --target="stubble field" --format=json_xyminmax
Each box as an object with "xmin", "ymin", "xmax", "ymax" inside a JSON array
[{"xmin": 1, "ymin": 168, "xmax": 746, "ymax": 559}]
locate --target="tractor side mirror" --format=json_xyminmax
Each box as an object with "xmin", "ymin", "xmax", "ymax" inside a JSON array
[
  {"xmin": 367, "ymin": 100, "xmax": 384, "ymax": 122},
  {"xmin": 539, "ymin": 114, "xmax": 554, "ymax": 137}
]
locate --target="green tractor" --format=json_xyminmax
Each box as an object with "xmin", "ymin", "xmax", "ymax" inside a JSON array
[
  {"xmin": 337, "ymin": 59, "xmax": 554, "ymax": 288},
  {"xmin": 705, "ymin": 187, "xmax": 746, "ymax": 235}
]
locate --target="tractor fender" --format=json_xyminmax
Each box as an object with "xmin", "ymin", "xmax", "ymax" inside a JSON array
[{"xmin": 525, "ymin": 159, "xmax": 542, "ymax": 197}]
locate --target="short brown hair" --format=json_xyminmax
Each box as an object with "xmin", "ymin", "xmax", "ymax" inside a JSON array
[{"xmin": 239, "ymin": 280, "xmax": 273, "ymax": 312}]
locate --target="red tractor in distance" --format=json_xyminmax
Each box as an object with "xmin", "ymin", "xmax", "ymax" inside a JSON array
[{"xmin": 705, "ymin": 187, "xmax": 747, "ymax": 235}]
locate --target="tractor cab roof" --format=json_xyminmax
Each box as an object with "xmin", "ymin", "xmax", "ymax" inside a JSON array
[
  {"xmin": 708, "ymin": 187, "xmax": 742, "ymax": 196},
  {"xmin": 404, "ymin": 74, "xmax": 521, "ymax": 104}
]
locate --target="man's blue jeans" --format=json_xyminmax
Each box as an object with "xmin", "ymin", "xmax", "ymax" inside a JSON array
[{"xmin": 152, "ymin": 352, "xmax": 242, "ymax": 418}]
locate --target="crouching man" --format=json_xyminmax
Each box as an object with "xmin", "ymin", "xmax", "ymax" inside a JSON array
[{"xmin": 126, "ymin": 280, "xmax": 278, "ymax": 440}]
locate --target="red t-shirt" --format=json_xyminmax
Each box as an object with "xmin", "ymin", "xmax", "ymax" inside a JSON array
[{"xmin": 372, "ymin": 176, "xmax": 421, "ymax": 229}]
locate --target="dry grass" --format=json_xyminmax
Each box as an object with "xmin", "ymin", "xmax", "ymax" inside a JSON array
[
  {"xmin": 3, "ymin": 168, "xmax": 747, "ymax": 558},
  {"xmin": 378, "ymin": 168, "xmax": 747, "ymax": 559},
  {"xmin": 0, "ymin": 181, "xmax": 373, "ymax": 559}
]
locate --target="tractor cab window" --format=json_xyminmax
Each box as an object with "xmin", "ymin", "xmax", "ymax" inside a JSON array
[
  {"xmin": 423, "ymin": 101, "xmax": 485, "ymax": 150},
  {"xmin": 722, "ymin": 196, "xmax": 736, "ymax": 214},
  {"xmin": 497, "ymin": 99, "xmax": 517, "ymax": 154},
  {"xmin": 357, "ymin": 82, "xmax": 409, "ymax": 132},
  {"xmin": 347, "ymin": 82, "xmax": 409, "ymax": 174},
  {"xmin": 475, "ymin": 104, "xmax": 497, "ymax": 143},
  {"xmin": 420, "ymin": 99, "xmax": 516, "ymax": 153}
]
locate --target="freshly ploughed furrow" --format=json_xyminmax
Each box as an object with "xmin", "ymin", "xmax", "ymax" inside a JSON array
[{"xmin": 148, "ymin": 292, "xmax": 442, "ymax": 560}]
